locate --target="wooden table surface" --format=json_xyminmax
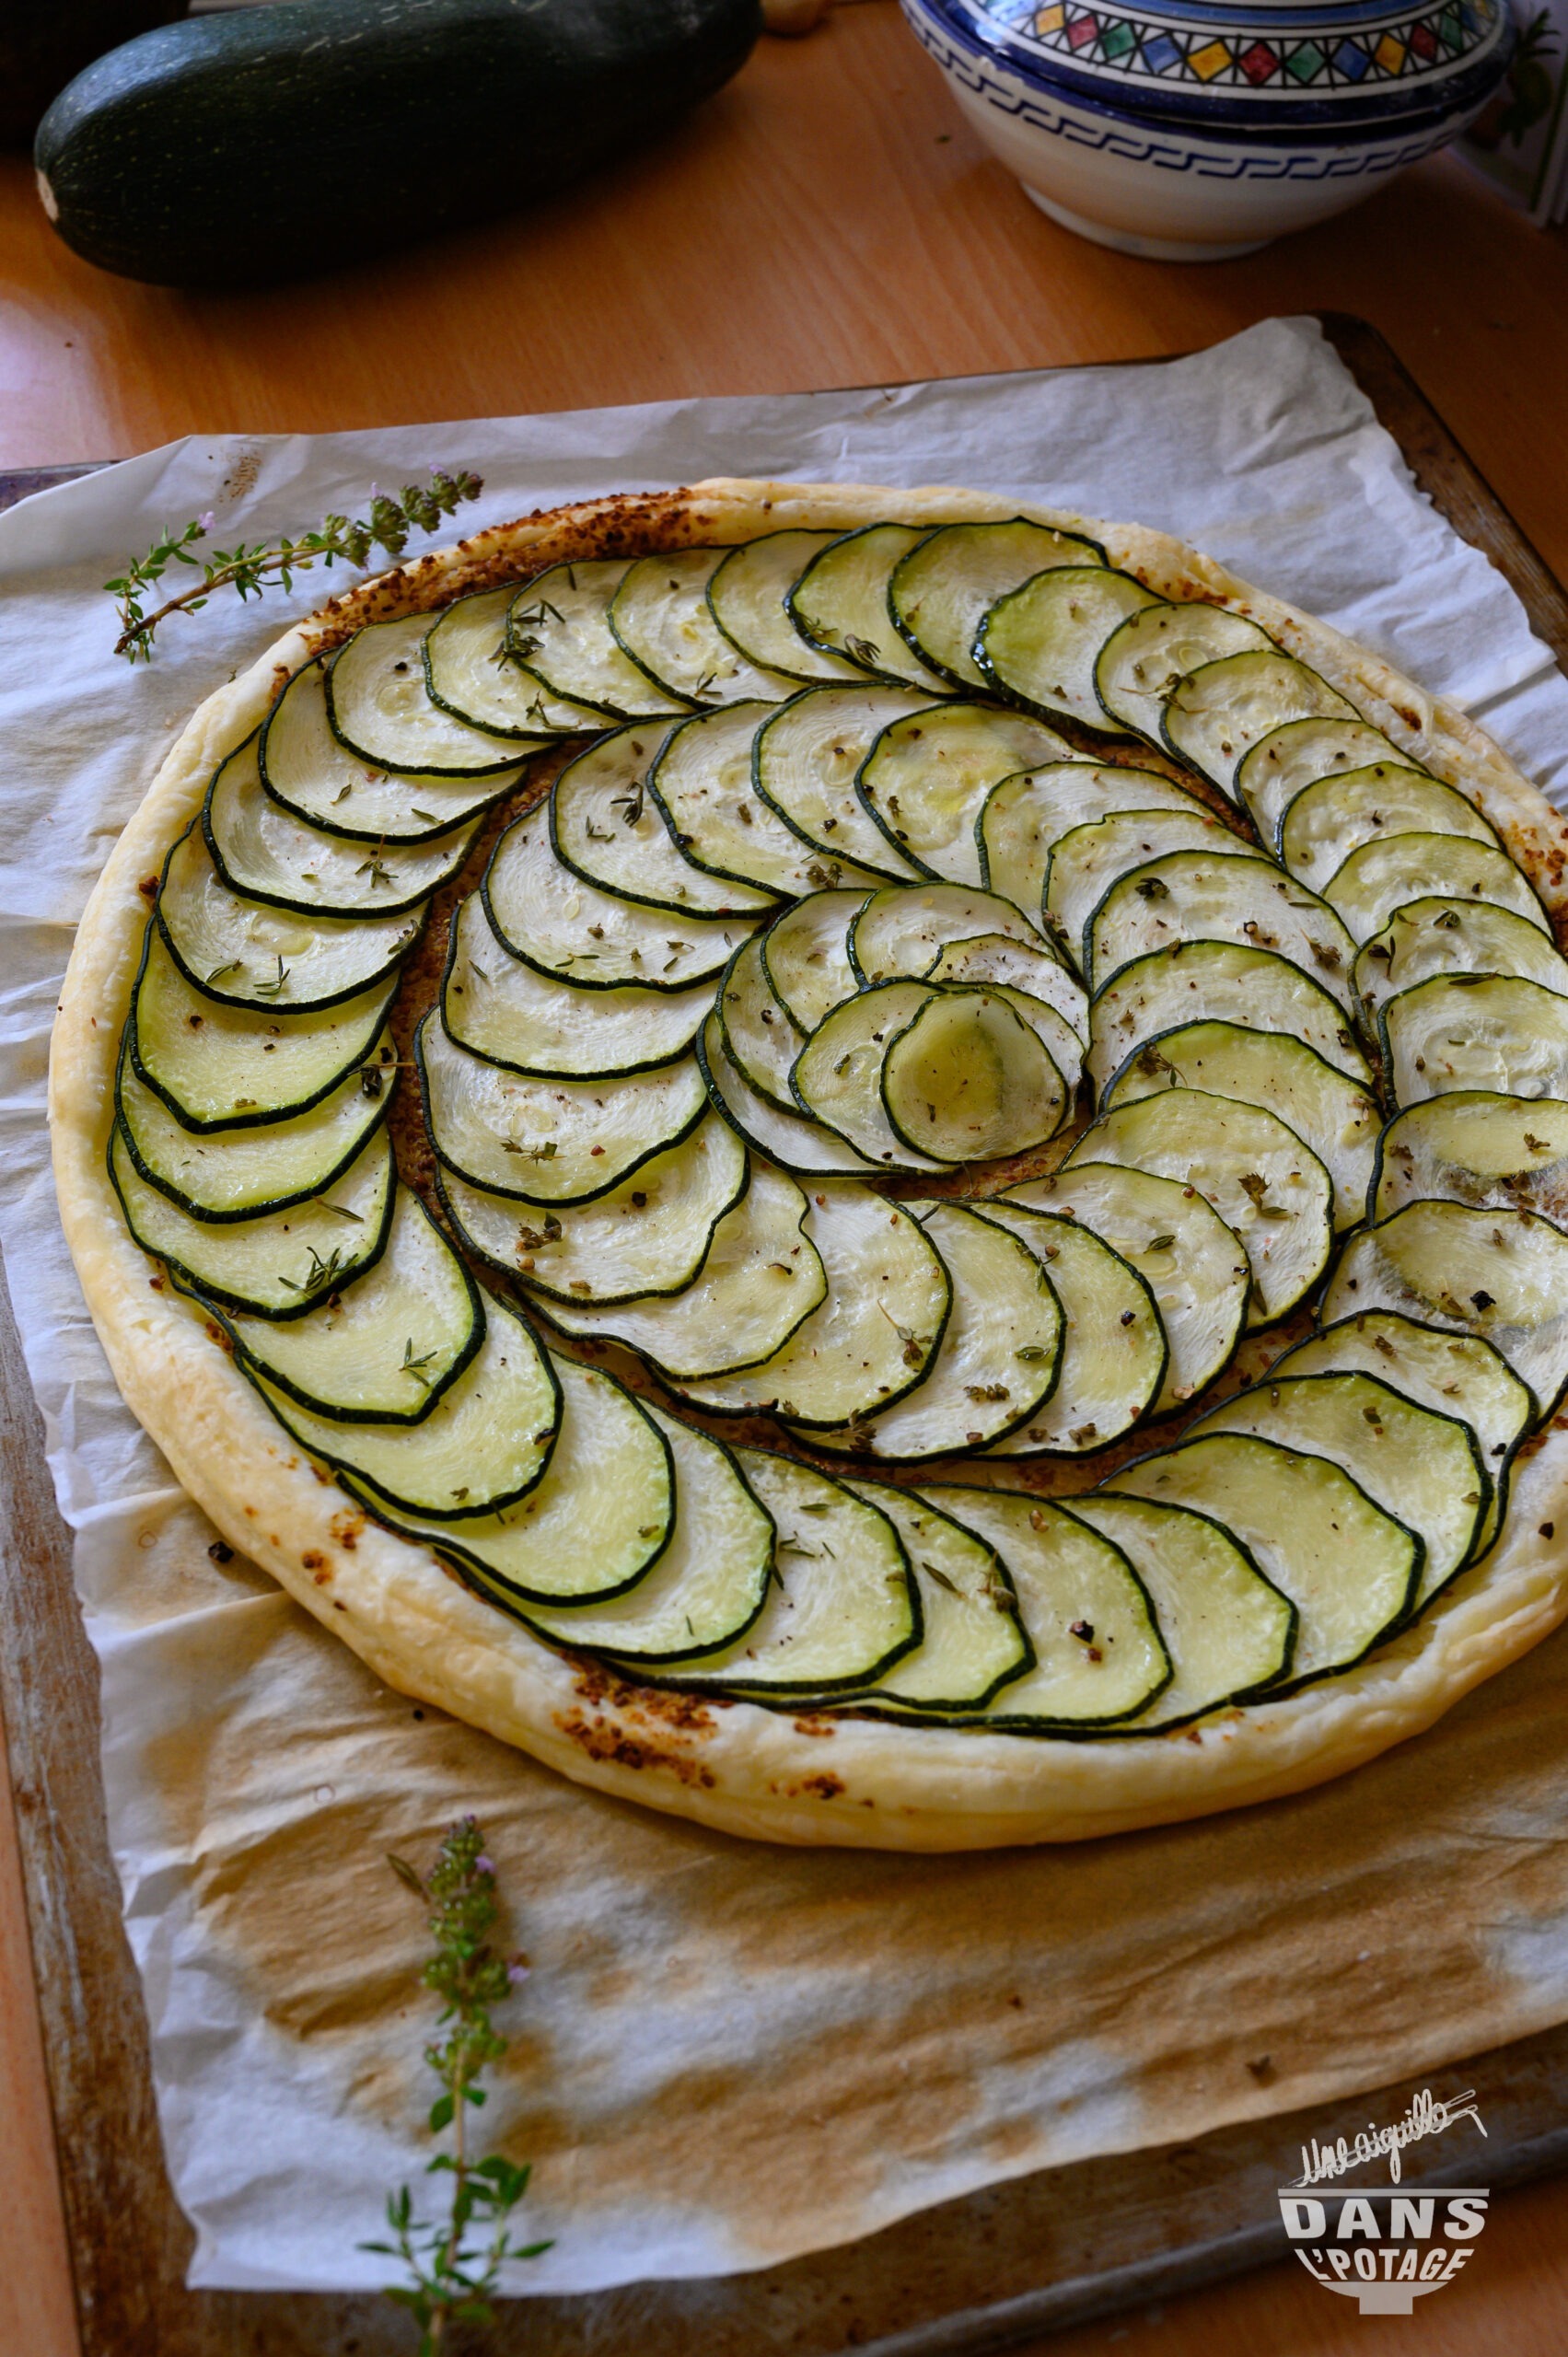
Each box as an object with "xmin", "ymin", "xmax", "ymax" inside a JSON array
[{"xmin": 6, "ymin": 4, "xmax": 1568, "ymax": 2349}]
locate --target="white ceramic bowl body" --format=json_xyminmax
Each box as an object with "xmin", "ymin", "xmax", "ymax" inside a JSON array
[{"xmin": 902, "ymin": 0, "xmax": 1513, "ymax": 256}]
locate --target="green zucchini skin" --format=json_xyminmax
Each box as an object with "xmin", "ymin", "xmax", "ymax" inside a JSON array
[{"xmin": 34, "ymin": 0, "xmax": 761, "ymax": 287}]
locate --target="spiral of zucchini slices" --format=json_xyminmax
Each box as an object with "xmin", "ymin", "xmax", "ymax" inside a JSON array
[{"xmin": 110, "ymin": 522, "xmax": 1565, "ymax": 1746}]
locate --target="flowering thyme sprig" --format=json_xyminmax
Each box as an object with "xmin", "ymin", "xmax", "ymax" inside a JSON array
[
  {"xmin": 105, "ymin": 467, "xmax": 484, "ymax": 662},
  {"xmin": 363, "ymin": 1818, "xmax": 548, "ymax": 2351}
]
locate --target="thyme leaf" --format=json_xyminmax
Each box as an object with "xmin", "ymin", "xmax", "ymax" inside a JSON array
[
  {"xmin": 363, "ymin": 1821, "xmax": 549, "ymax": 2349},
  {"xmin": 108, "ymin": 468, "xmax": 484, "ymax": 663}
]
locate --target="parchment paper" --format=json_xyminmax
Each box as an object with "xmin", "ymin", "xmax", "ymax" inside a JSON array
[{"xmin": 6, "ymin": 318, "xmax": 1568, "ymax": 2297}]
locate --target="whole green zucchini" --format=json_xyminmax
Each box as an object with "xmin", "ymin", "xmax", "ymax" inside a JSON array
[{"xmin": 34, "ymin": 0, "xmax": 761, "ymax": 286}]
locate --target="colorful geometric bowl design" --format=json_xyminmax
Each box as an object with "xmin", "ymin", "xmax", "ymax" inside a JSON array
[
  {"xmin": 958, "ymin": 0, "xmax": 1509, "ymax": 122},
  {"xmin": 902, "ymin": 0, "xmax": 1513, "ymax": 254}
]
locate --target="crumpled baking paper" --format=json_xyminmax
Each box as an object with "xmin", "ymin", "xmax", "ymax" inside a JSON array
[{"xmin": 5, "ymin": 316, "xmax": 1568, "ymax": 2297}]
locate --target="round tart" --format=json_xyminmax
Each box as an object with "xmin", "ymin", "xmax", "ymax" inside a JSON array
[{"xmin": 51, "ymin": 479, "xmax": 1568, "ymax": 1849}]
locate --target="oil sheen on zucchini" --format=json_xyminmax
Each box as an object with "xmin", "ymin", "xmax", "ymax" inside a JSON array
[
  {"xmin": 217, "ymin": 1184, "xmax": 482, "ymax": 1423},
  {"xmin": 665, "ymin": 1448, "xmax": 920, "ymax": 1698},
  {"xmin": 676, "ymin": 1181, "xmax": 949, "ymax": 1426},
  {"xmin": 130, "ymin": 921, "xmax": 397, "ymax": 1131},
  {"xmin": 889, "ymin": 518, "xmax": 1106, "ymax": 693},
  {"xmin": 359, "ymin": 1355, "xmax": 674, "ymax": 1606},
  {"xmin": 257, "ymin": 1290, "xmax": 560, "ymax": 1520},
  {"xmin": 110, "ymin": 1120, "xmax": 395, "ymax": 1318},
  {"xmin": 439, "ymin": 1111, "xmax": 748, "ymax": 1304},
  {"xmin": 1108, "ymin": 1432, "xmax": 1417, "ymax": 1688},
  {"xmin": 526, "ymin": 1161, "xmax": 827, "ymax": 1380},
  {"xmin": 918, "ymin": 1489, "xmax": 1170, "ymax": 1729},
  {"xmin": 807, "ymin": 1199, "xmax": 1064, "ymax": 1460},
  {"xmin": 523, "ymin": 1405, "xmax": 774, "ymax": 1664}
]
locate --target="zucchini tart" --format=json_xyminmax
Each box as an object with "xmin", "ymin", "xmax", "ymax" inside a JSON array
[{"xmin": 51, "ymin": 480, "xmax": 1568, "ymax": 1850}]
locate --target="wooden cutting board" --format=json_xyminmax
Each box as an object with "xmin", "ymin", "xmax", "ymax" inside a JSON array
[{"xmin": 5, "ymin": 313, "xmax": 1566, "ymax": 2357}]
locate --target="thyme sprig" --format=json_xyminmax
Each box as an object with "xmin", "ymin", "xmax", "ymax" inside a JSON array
[
  {"xmin": 106, "ymin": 467, "xmax": 484, "ymax": 663},
  {"xmin": 365, "ymin": 1818, "xmax": 549, "ymax": 2351}
]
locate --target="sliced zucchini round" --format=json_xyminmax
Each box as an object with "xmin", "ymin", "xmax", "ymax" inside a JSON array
[
  {"xmin": 438, "ymin": 1111, "xmax": 749, "ymax": 1304},
  {"xmin": 1374, "ymin": 1092, "xmax": 1568, "ymax": 1229},
  {"xmin": 761, "ymin": 888, "xmax": 869, "ymax": 1031},
  {"xmin": 532, "ymin": 1161, "xmax": 826, "ymax": 1380},
  {"xmin": 969, "ymin": 980, "xmax": 1084, "ymax": 1096},
  {"xmin": 1048, "ymin": 806, "xmax": 1247, "ymax": 973},
  {"xmin": 130, "ymin": 922, "xmax": 395, "ymax": 1132},
  {"xmin": 205, "ymin": 737, "xmax": 475, "ymax": 920},
  {"xmin": 882, "ymin": 988, "xmax": 1068, "ymax": 1162},
  {"xmin": 667, "ymin": 1448, "xmax": 918, "ymax": 1699},
  {"xmin": 975, "ymin": 566, "xmax": 1159, "ymax": 727},
  {"xmin": 1355, "ymin": 896, "xmax": 1568, "ymax": 1024},
  {"xmin": 1324, "ymin": 830, "xmax": 1551, "ymax": 947},
  {"xmin": 1061, "ymin": 1493, "xmax": 1295, "ymax": 1732},
  {"xmin": 1088, "ymin": 940, "xmax": 1370, "ymax": 1100},
  {"xmin": 117, "ymin": 1033, "xmax": 391, "ymax": 1222},
  {"xmin": 110, "ymin": 1120, "xmax": 394, "ymax": 1318},
  {"xmin": 1279, "ymin": 765, "xmax": 1497, "ymax": 895},
  {"xmin": 1322, "ymin": 1200, "xmax": 1568, "ymax": 1421},
  {"xmin": 1380, "ymin": 972, "xmax": 1568, "ymax": 1106},
  {"xmin": 1067, "ymin": 1090, "xmax": 1334, "ymax": 1328},
  {"xmin": 791, "ymin": 981, "xmax": 948, "ymax": 1172},
  {"xmin": 1006, "ymin": 1162, "xmax": 1247, "ymax": 1412},
  {"xmin": 716, "ymin": 933, "xmax": 804, "ymax": 1116},
  {"xmin": 1191, "ymin": 1369, "xmax": 1485, "ymax": 1608},
  {"xmin": 855, "ymin": 702, "xmax": 1072, "ymax": 882},
  {"xmin": 1102, "ymin": 1019, "xmax": 1378, "ymax": 1234},
  {"xmin": 443, "ymin": 891, "xmax": 714, "ymax": 1081},
  {"xmin": 1095, "ymin": 600, "xmax": 1272, "ymax": 741},
  {"xmin": 927, "ymin": 932, "xmax": 1088, "ymax": 1042},
  {"xmin": 1270, "ymin": 1310, "xmax": 1530, "ymax": 1560},
  {"xmin": 706, "ymin": 530, "xmax": 866, "ymax": 685},
  {"xmin": 505, "ymin": 560, "xmax": 688, "ymax": 721},
  {"xmin": 485, "ymin": 804, "xmax": 749, "ymax": 993},
  {"xmin": 1107, "ymin": 1431, "xmax": 1417, "ymax": 1688},
  {"xmin": 979, "ymin": 761, "xmax": 1206, "ymax": 921},
  {"xmin": 917, "ymin": 1489, "xmax": 1169, "ymax": 1728},
  {"xmin": 1162, "ymin": 652, "xmax": 1359, "ymax": 800},
  {"xmin": 677, "ymin": 1182, "xmax": 950, "ymax": 1428},
  {"xmin": 1087, "ymin": 849, "xmax": 1357, "ymax": 1010},
  {"xmin": 651, "ymin": 701, "xmax": 878, "ymax": 900},
  {"xmin": 523, "ymin": 1404, "xmax": 773, "ymax": 1665},
  {"xmin": 261, "ymin": 656, "xmax": 523, "ymax": 842},
  {"xmin": 786, "ymin": 523, "xmax": 950, "ymax": 693},
  {"xmin": 158, "ymin": 823, "xmax": 423, "ymax": 1013},
  {"xmin": 1237, "ymin": 716, "xmax": 1422, "ymax": 852},
  {"xmin": 754, "ymin": 686, "xmax": 934, "ymax": 881},
  {"xmin": 970, "ymin": 1202, "xmax": 1165, "ymax": 1454},
  {"xmin": 807, "ymin": 1199, "xmax": 1063, "ymax": 1459},
  {"xmin": 219, "ymin": 1184, "xmax": 481, "ymax": 1423},
  {"xmin": 358, "ymin": 1355, "xmax": 673, "ymax": 1603},
  {"xmin": 696, "ymin": 1012, "xmax": 880, "ymax": 1178},
  {"xmin": 843, "ymin": 1478, "xmax": 1029, "ymax": 1712},
  {"xmin": 552, "ymin": 722, "xmax": 772, "ymax": 917},
  {"xmin": 417, "ymin": 1012, "xmax": 707, "ymax": 1204},
  {"xmin": 609, "ymin": 548, "xmax": 798, "ymax": 708},
  {"xmin": 423, "ymin": 586, "xmax": 605, "ymax": 737},
  {"xmin": 327, "ymin": 614, "xmax": 528, "ymax": 775},
  {"xmin": 889, "ymin": 517, "xmax": 1108, "ymax": 694},
  {"xmin": 849, "ymin": 880, "xmax": 1044, "ymax": 986},
  {"xmin": 255, "ymin": 1290, "xmax": 559, "ymax": 1520}
]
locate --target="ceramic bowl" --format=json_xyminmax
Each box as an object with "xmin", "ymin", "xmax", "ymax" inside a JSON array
[{"xmin": 901, "ymin": 0, "xmax": 1513, "ymax": 257}]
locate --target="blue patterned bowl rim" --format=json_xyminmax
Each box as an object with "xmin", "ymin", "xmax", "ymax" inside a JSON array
[{"xmin": 906, "ymin": 0, "xmax": 1512, "ymax": 134}]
